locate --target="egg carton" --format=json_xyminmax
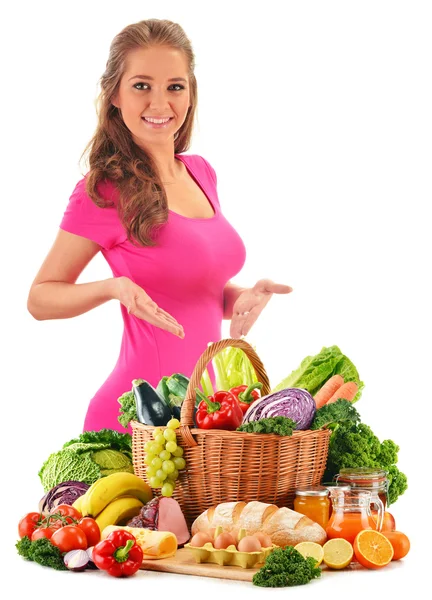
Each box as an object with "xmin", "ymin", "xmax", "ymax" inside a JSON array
[{"xmin": 185, "ymin": 527, "xmax": 277, "ymax": 569}]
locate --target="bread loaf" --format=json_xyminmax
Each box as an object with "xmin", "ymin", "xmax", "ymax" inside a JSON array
[{"xmin": 191, "ymin": 501, "xmax": 327, "ymax": 547}]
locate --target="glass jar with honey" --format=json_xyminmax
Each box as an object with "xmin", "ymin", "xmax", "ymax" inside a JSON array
[
  {"xmin": 335, "ymin": 467, "xmax": 389, "ymax": 510},
  {"xmin": 294, "ymin": 486, "xmax": 330, "ymax": 529}
]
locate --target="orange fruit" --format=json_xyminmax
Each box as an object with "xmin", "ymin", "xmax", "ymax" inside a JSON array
[
  {"xmin": 381, "ymin": 531, "xmax": 410, "ymax": 560},
  {"xmin": 381, "ymin": 511, "xmax": 396, "ymax": 532},
  {"xmin": 353, "ymin": 530, "xmax": 394, "ymax": 569}
]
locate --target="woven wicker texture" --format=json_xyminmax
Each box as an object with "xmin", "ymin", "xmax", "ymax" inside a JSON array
[{"xmin": 131, "ymin": 338, "xmax": 330, "ymax": 527}]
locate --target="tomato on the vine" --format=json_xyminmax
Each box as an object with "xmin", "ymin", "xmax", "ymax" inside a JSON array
[
  {"xmin": 18, "ymin": 512, "xmax": 42, "ymax": 539},
  {"xmin": 77, "ymin": 518, "xmax": 100, "ymax": 547},
  {"xmin": 51, "ymin": 525, "xmax": 88, "ymax": 553},
  {"xmin": 31, "ymin": 527, "xmax": 56, "ymax": 541},
  {"xmin": 54, "ymin": 504, "xmax": 82, "ymax": 523}
]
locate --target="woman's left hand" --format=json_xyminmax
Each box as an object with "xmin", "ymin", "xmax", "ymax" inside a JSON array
[{"xmin": 230, "ymin": 279, "xmax": 293, "ymax": 339}]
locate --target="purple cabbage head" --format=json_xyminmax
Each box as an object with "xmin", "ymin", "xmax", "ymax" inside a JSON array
[
  {"xmin": 39, "ymin": 481, "xmax": 90, "ymax": 514},
  {"xmin": 242, "ymin": 388, "xmax": 316, "ymax": 430}
]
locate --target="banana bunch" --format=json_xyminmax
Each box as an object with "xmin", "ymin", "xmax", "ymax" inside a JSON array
[{"xmin": 73, "ymin": 472, "xmax": 152, "ymax": 533}]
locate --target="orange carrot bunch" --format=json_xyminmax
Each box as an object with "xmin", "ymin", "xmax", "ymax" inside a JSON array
[{"xmin": 313, "ymin": 375, "xmax": 358, "ymax": 408}]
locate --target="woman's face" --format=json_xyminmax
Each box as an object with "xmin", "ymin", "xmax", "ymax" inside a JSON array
[{"xmin": 112, "ymin": 45, "xmax": 191, "ymax": 149}]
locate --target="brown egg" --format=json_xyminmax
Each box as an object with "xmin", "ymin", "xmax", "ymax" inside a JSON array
[
  {"xmin": 190, "ymin": 532, "xmax": 214, "ymax": 547},
  {"xmin": 237, "ymin": 536, "xmax": 262, "ymax": 553},
  {"xmin": 214, "ymin": 532, "xmax": 237, "ymax": 549},
  {"xmin": 253, "ymin": 532, "xmax": 273, "ymax": 548}
]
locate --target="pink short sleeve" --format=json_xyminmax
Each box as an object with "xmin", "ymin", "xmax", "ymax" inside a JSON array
[
  {"xmin": 199, "ymin": 156, "xmax": 218, "ymax": 187},
  {"xmin": 60, "ymin": 177, "xmax": 126, "ymax": 250}
]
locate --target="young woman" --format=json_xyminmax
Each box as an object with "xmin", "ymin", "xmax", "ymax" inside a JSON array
[{"xmin": 27, "ymin": 19, "xmax": 292, "ymax": 433}]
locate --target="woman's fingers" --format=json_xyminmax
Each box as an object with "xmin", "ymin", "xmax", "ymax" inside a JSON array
[
  {"xmin": 154, "ymin": 314, "xmax": 185, "ymax": 338},
  {"xmin": 240, "ymin": 306, "xmax": 261, "ymax": 336},
  {"xmin": 230, "ymin": 312, "xmax": 248, "ymax": 339},
  {"xmin": 156, "ymin": 306, "xmax": 182, "ymax": 326},
  {"xmin": 146, "ymin": 306, "xmax": 185, "ymax": 338},
  {"xmin": 255, "ymin": 280, "xmax": 293, "ymax": 294}
]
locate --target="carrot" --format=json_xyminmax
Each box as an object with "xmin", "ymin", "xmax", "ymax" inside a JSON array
[
  {"xmin": 326, "ymin": 381, "xmax": 358, "ymax": 405},
  {"xmin": 313, "ymin": 375, "xmax": 344, "ymax": 409}
]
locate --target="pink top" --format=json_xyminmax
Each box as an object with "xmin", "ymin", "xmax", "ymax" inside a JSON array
[{"xmin": 60, "ymin": 154, "xmax": 246, "ymax": 433}]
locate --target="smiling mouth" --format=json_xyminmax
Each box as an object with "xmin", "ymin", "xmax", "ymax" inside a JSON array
[{"xmin": 142, "ymin": 117, "xmax": 174, "ymax": 124}]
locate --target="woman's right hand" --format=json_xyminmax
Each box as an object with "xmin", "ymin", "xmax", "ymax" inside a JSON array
[{"xmin": 114, "ymin": 276, "xmax": 185, "ymax": 339}]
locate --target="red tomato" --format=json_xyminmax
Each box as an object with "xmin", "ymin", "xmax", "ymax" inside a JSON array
[
  {"xmin": 77, "ymin": 518, "xmax": 101, "ymax": 547},
  {"xmin": 51, "ymin": 525, "xmax": 88, "ymax": 553},
  {"xmin": 54, "ymin": 504, "xmax": 82, "ymax": 523},
  {"xmin": 18, "ymin": 512, "xmax": 42, "ymax": 539},
  {"xmin": 31, "ymin": 527, "xmax": 56, "ymax": 541}
]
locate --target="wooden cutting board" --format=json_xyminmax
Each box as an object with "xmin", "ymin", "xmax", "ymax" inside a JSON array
[{"xmin": 140, "ymin": 548, "xmax": 260, "ymax": 581}]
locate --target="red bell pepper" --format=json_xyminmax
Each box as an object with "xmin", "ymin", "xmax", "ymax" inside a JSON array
[
  {"xmin": 229, "ymin": 382, "xmax": 263, "ymax": 415},
  {"xmin": 92, "ymin": 529, "xmax": 143, "ymax": 577},
  {"xmin": 195, "ymin": 388, "xmax": 243, "ymax": 430}
]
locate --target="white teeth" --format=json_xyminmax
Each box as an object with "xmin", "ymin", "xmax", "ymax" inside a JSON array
[{"xmin": 144, "ymin": 117, "xmax": 171, "ymax": 124}]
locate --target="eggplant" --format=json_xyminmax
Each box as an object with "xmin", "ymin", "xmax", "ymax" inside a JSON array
[{"xmin": 133, "ymin": 379, "xmax": 172, "ymax": 426}]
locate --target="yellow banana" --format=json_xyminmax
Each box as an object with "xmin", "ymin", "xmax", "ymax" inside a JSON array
[
  {"xmin": 95, "ymin": 496, "xmax": 143, "ymax": 533},
  {"xmin": 82, "ymin": 472, "xmax": 152, "ymax": 518},
  {"xmin": 72, "ymin": 494, "xmax": 85, "ymax": 513}
]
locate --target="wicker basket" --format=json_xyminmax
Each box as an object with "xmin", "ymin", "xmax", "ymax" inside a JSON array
[{"xmin": 131, "ymin": 338, "xmax": 331, "ymax": 527}]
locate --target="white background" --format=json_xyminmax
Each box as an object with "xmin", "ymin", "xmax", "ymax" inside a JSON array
[{"xmin": 1, "ymin": 0, "xmax": 430, "ymax": 596}]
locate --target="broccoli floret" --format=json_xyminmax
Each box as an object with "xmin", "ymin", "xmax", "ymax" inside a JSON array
[
  {"xmin": 252, "ymin": 546, "xmax": 321, "ymax": 587},
  {"xmin": 324, "ymin": 421, "xmax": 408, "ymax": 506},
  {"xmin": 237, "ymin": 417, "xmax": 296, "ymax": 436},
  {"xmin": 311, "ymin": 399, "xmax": 360, "ymax": 431},
  {"xmin": 117, "ymin": 390, "xmax": 138, "ymax": 428},
  {"xmin": 16, "ymin": 537, "xmax": 67, "ymax": 570}
]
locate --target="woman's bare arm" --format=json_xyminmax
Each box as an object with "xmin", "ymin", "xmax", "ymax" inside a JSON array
[{"xmin": 27, "ymin": 229, "xmax": 118, "ymax": 320}]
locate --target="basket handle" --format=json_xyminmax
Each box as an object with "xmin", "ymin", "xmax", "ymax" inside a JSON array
[{"xmin": 180, "ymin": 338, "xmax": 271, "ymax": 429}]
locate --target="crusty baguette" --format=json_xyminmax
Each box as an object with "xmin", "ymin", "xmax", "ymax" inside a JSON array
[{"xmin": 191, "ymin": 501, "xmax": 327, "ymax": 546}]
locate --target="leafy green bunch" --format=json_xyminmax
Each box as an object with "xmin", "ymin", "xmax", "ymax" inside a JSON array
[
  {"xmin": 38, "ymin": 429, "xmax": 133, "ymax": 491},
  {"xmin": 253, "ymin": 546, "xmax": 321, "ymax": 587},
  {"xmin": 16, "ymin": 537, "xmax": 66, "ymax": 570},
  {"xmin": 311, "ymin": 399, "xmax": 408, "ymax": 506}
]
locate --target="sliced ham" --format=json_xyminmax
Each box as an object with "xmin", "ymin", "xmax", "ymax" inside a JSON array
[{"xmin": 127, "ymin": 497, "xmax": 190, "ymax": 545}]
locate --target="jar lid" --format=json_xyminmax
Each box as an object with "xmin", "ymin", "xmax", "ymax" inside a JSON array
[
  {"xmin": 295, "ymin": 485, "xmax": 329, "ymax": 497},
  {"xmin": 338, "ymin": 467, "xmax": 388, "ymax": 482},
  {"xmin": 324, "ymin": 484, "xmax": 351, "ymax": 492}
]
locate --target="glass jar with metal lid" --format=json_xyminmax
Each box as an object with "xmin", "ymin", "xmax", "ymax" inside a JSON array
[
  {"xmin": 335, "ymin": 468, "xmax": 389, "ymax": 509},
  {"xmin": 294, "ymin": 486, "xmax": 330, "ymax": 529}
]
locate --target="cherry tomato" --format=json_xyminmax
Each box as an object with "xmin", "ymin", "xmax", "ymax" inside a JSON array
[
  {"xmin": 31, "ymin": 527, "xmax": 56, "ymax": 541},
  {"xmin": 77, "ymin": 518, "xmax": 101, "ymax": 547},
  {"xmin": 51, "ymin": 525, "xmax": 88, "ymax": 553},
  {"xmin": 18, "ymin": 512, "xmax": 42, "ymax": 539}
]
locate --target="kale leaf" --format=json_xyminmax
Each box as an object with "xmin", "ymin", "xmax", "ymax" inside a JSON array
[
  {"xmin": 311, "ymin": 398, "xmax": 360, "ymax": 430},
  {"xmin": 237, "ymin": 417, "xmax": 296, "ymax": 436},
  {"xmin": 324, "ymin": 421, "xmax": 408, "ymax": 505},
  {"xmin": 16, "ymin": 537, "xmax": 67, "ymax": 570},
  {"xmin": 117, "ymin": 390, "xmax": 138, "ymax": 429},
  {"xmin": 253, "ymin": 546, "xmax": 321, "ymax": 587}
]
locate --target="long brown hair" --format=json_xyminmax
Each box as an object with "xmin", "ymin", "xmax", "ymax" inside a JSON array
[{"xmin": 79, "ymin": 19, "xmax": 198, "ymax": 247}]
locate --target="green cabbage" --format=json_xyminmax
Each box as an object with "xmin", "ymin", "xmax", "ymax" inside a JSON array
[
  {"xmin": 272, "ymin": 345, "xmax": 364, "ymax": 403},
  {"xmin": 38, "ymin": 429, "xmax": 133, "ymax": 491}
]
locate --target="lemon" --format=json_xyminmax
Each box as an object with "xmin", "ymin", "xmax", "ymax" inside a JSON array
[
  {"xmin": 322, "ymin": 538, "xmax": 354, "ymax": 569},
  {"xmin": 294, "ymin": 542, "xmax": 324, "ymax": 566}
]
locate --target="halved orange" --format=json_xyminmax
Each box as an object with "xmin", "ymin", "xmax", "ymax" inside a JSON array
[{"xmin": 353, "ymin": 530, "xmax": 394, "ymax": 569}]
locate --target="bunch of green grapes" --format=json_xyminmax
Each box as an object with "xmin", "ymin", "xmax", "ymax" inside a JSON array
[{"xmin": 143, "ymin": 418, "xmax": 187, "ymax": 497}]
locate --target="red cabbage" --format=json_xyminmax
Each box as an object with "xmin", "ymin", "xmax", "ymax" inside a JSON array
[
  {"xmin": 242, "ymin": 388, "xmax": 316, "ymax": 430},
  {"xmin": 38, "ymin": 480, "xmax": 90, "ymax": 514}
]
